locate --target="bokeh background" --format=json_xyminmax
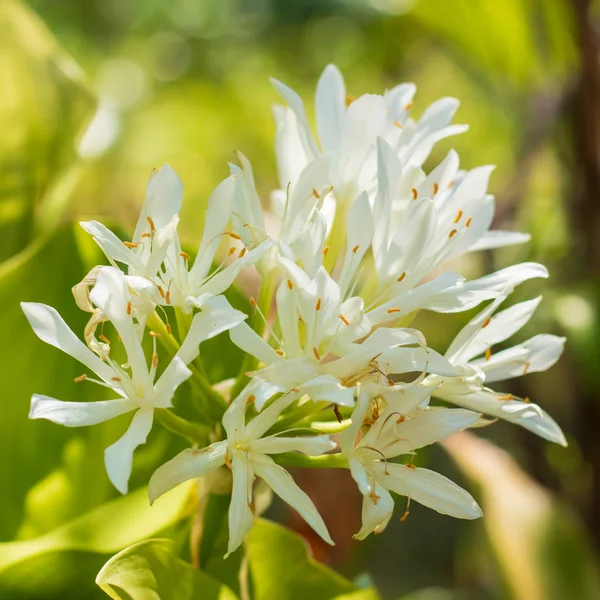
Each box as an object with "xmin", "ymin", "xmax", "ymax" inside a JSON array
[{"xmin": 1, "ymin": 0, "xmax": 600, "ymax": 598}]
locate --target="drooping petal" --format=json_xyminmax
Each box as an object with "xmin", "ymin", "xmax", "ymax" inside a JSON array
[
  {"xmin": 148, "ymin": 441, "xmax": 227, "ymax": 504},
  {"xmin": 251, "ymin": 454, "xmax": 334, "ymax": 545},
  {"xmin": 29, "ymin": 395, "xmax": 136, "ymax": 427},
  {"xmin": 372, "ymin": 462, "xmax": 482, "ymax": 519},
  {"xmin": 21, "ymin": 302, "xmax": 115, "ymax": 383},
  {"xmin": 227, "ymin": 451, "xmax": 255, "ymax": 557},
  {"xmin": 252, "ymin": 434, "xmax": 336, "ymax": 456},
  {"xmin": 105, "ymin": 408, "xmax": 154, "ymax": 494},
  {"xmin": 354, "ymin": 483, "xmax": 394, "ymax": 540},
  {"xmin": 435, "ymin": 385, "xmax": 567, "ymax": 446}
]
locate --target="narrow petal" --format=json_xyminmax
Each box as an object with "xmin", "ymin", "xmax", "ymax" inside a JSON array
[
  {"xmin": 252, "ymin": 434, "xmax": 336, "ymax": 456},
  {"xmin": 315, "ymin": 64, "xmax": 346, "ymax": 153},
  {"xmin": 472, "ymin": 334, "xmax": 566, "ymax": 382},
  {"xmin": 21, "ymin": 302, "xmax": 115, "ymax": 383},
  {"xmin": 29, "ymin": 395, "xmax": 136, "ymax": 427},
  {"xmin": 354, "ymin": 484, "xmax": 394, "ymax": 540},
  {"xmin": 229, "ymin": 322, "xmax": 283, "ymax": 366},
  {"xmin": 340, "ymin": 389, "xmax": 371, "ymax": 454},
  {"xmin": 348, "ymin": 458, "xmax": 372, "ymax": 495},
  {"xmin": 227, "ymin": 451, "xmax": 255, "ymax": 557},
  {"xmin": 79, "ymin": 221, "xmax": 144, "ymax": 271},
  {"xmin": 105, "ymin": 408, "xmax": 154, "ymax": 494},
  {"xmin": 470, "ymin": 230, "xmax": 531, "ymax": 251},
  {"xmin": 372, "ymin": 463, "xmax": 482, "ymax": 519},
  {"xmin": 436, "ymin": 385, "xmax": 567, "ymax": 446},
  {"xmin": 153, "ymin": 356, "xmax": 192, "ymax": 408},
  {"xmin": 251, "ymin": 454, "xmax": 333, "ymax": 545},
  {"xmin": 377, "ymin": 408, "xmax": 480, "ymax": 457},
  {"xmin": 148, "ymin": 441, "xmax": 227, "ymax": 503},
  {"xmin": 177, "ymin": 296, "xmax": 247, "ymax": 365}
]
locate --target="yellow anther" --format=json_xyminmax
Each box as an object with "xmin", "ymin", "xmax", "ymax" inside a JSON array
[
  {"xmin": 406, "ymin": 463, "xmax": 416, "ymax": 469},
  {"xmin": 287, "ymin": 279, "xmax": 294, "ymax": 289},
  {"xmin": 126, "ymin": 301, "xmax": 132, "ymax": 316},
  {"xmin": 180, "ymin": 251, "xmax": 190, "ymax": 261},
  {"xmin": 339, "ymin": 314, "xmax": 350, "ymax": 326},
  {"xmin": 166, "ymin": 323, "xmax": 172, "ymax": 335},
  {"xmin": 165, "ymin": 291, "xmax": 171, "ymax": 305},
  {"xmin": 411, "ymin": 187, "xmax": 418, "ymax": 200},
  {"xmin": 228, "ymin": 247, "xmax": 236, "ymax": 256},
  {"xmin": 111, "ymin": 376, "xmax": 122, "ymax": 382},
  {"xmin": 74, "ymin": 374, "xmax": 88, "ymax": 383},
  {"xmin": 345, "ymin": 94, "xmax": 356, "ymax": 107},
  {"xmin": 433, "ymin": 182, "xmax": 439, "ymax": 196},
  {"xmin": 400, "ymin": 508, "xmax": 410, "ymax": 522},
  {"xmin": 352, "ymin": 244, "xmax": 360, "ymax": 254},
  {"xmin": 454, "ymin": 209, "xmax": 463, "ymax": 224},
  {"xmin": 404, "ymin": 101, "xmax": 414, "ymax": 110},
  {"xmin": 157, "ymin": 285, "xmax": 165, "ymax": 299},
  {"xmin": 152, "ymin": 353, "xmax": 158, "ymax": 368},
  {"xmin": 397, "ymin": 271, "xmax": 406, "ymax": 283},
  {"xmin": 466, "ymin": 216, "xmax": 472, "ymax": 228},
  {"xmin": 249, "ymin": 297, "xmax": 257, "ymax": 306},
  {"xmin": 239, "ymin": 247, "xmax": 247, "ymax": 258},
  {"xmin": 523, "ymin": 361, "xmax": 531, "ymax": 375},
  {"xmin": 275, "ymin": 348, "xmax": 285, "ymax": 356},
  {"xmin": 247, "ymin": 394, "xmax": 256, "ymax": 405},
  {"xmin": 315, "ymin": 298, "xmax": 322, "ymax": 311},
  {"xmin": 387, "ymin": 308, "xmax": 401, "ymax": 314},
  {"xmin": 396, "ymin": 415, "xmax": 405, "ymax": 424},
  {"xmin": 147, "ymin": 216, "xmax": 156, "ymax": 232},
  {"xmin": 313, "ymin": 346, "xmax": 321, "ymax": 360},
  {"xmin": 322, "ymin": 246, "xmax": 330, "ymax": 256},
  {"xmin": 482, "ymin": 317, "xmax": 491, "ymax": 328},
  {"xmin": 393, "ymin": 120, "xmax": 403, "ymax": 128},
  {"xmin": 369, "ymin": 490, "xmax": 381, "ymax": 505},
  {"xmin": 228, "ymin": 232, "xmax": 242, "ymax": 240},
  {"xmin": 123, "ymin": 241, "xmax": 139, "ymax": 249},
  {"xmin": 485, "ymin": 348, "xmax": 492, "ymax": 361},
  {"xmin": 149, "ymin": 331, "xmax": 161, "ymax": 338},
  {"xmin": 100, "ymin": 334, "xmax": 111, "ymax": 345},
  {"xmin": 524, "ymin": 396, "xmax": 531, "ymax": 404},
  {"xmin": 141, "ymin": 232, "xmax": 152, "ymax": 238},
  {"xmin": 448, "ymin": 229, "xmax": 458, "ymax": 239},
  {"xmin": 499, "ymin": 394, "xmax": 514, "ymax": 401},
  {"xmin": 312, "ymin": 188, "xmax": 320, "ymax": 199}
]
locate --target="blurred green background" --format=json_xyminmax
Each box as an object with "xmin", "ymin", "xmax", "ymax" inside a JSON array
[{"xmin": 1, "ymin": 0, "xmax": 600, "ymax": 598}]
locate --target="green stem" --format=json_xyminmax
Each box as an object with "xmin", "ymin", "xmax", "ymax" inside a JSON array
[
  {"xmin": 231, "ymin": 272, "xmax": 277, "ymax": 398},
  {"xmin": 272, "ymin": 452, "xmax": 348, "ymax": 469},
  {"xmin": 155, "ymin": 409, "xmax": 210, "ymax": 444}
]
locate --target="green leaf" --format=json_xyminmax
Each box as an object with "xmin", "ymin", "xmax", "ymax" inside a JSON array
[
  {"xmin": 0, "ymin": 0, "xmax": 95, "ymax": 260},
  {"xmin": 246, "ymin": 519, "xmax": 379, "ymax": 600},
  {"xmin": 0, "ymin": 482, "xmax": 194, "ymax": 576},
  {"xmin": 96, "ymin": 539, "xmax": 238, "ymax": 600}
]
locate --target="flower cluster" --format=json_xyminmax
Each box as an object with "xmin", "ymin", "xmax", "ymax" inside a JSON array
[{"xmin": 23, "ymin": 65, "xmax": 565, "ymax": 556}]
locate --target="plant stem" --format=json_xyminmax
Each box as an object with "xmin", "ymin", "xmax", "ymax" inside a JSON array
[
  {"xmin": 272, "ymin": 452, "xmax": 348, "ymax": 469},
  {"xmin": 155, "ymin": 409, "xmax": 210, "ymax": 444}
]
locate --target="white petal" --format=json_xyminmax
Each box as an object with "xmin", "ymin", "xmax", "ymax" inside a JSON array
[
  {"xmin": 79, "ymin": 221, "xmax": 144, "ymax": 271},
  {"xmin": 251, "ymin": 454, "xmax": 333, "ymax": 545},
  {"xmin": 456, "ymin": 297, "xmax": 542, "ymax": 363},
  {"xmin": 473, "ymin": 334, "xmax": 565, "ymax": 382},
  {"xmin": 354, "ymin": 484, "xmax": 394, "ymax": 540},
  {"xmin": 348, "ymin": 458, "xmax": 372, "ymax": 495},
  {"xmin": 315, "ymin": 64, "xmax": 346, "ymax": 153},
  {"xmin": 340, "ymin": 388, "xmax": 371, "ymax": 453},
  {"xmin": 90, "ymin": 267, "xmax": 149, "ymax": 384},
  {"xmin": 21, "ymin": 302, "xmax": 115, "ymax": 383},
  {"xmin": 470, "ymin": 230, "xmax": 531, "ymax": 251},
  {"xmin": 148, "ymin": 441, "xmax": 227, "ymax": 503},
  {"xmin": 227, "ymin": 451, "xmax": 255, "ymax": 557},
  {"xmin": 373, "ymin": 463, "xmax": 482, "ymax": 519},
  {"xmin": 229, "ymin": 322, "xmax": 283, "ymax": 366},
  {"xmin": 298, "ymin": 375, "xmax": 356, "ymax": 407},
  {"xmin": 177, "ymin": 296, "xmax": 247, "ymax": 365},
  {"xmin": 29, "ymin": 394, "xmax": 136, "ymax": 427},
  {"xmin": 105, "ymin": 408, "xmax": 154, "ymax": 494},
  {"xmin": 377, "ymin": 346, "xmax": 459, "ymax": 377},
  {"xmin": 252, "ymin": 434, "xmax": 335, "ymax": 456},
  {"xmin": 377, "ymin": 408, "xmax": 480, "ymax": 457},
  {"xmin": 133, "ymin": 163, "xmax": 183, "ymax": 241},
  {"xmin": 153, "ymin": 356, "xmax": 192, "ymax": 408},
  {"xmin": 436, "ymin": 385, "xmax": 567, "ymax": 446},
  {"xmin": 272, "ymin": 105, "xmax": 311, "ymax": 189}
]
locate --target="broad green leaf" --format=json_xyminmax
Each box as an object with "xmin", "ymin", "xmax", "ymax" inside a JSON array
[
  {"xmin": 0, "ymin": 0, "xmax": 95, "ymax": 260},
  {"xmin": 0, "ymin": 482, "xmax": 194, "ymax": 576},
  {"xmin": 444, "ymin": 432, "xmax": 600, "ymax": 600},
  {"xmin": 96, "ymin": 539, "xmax": 238, "ymax": 600},
  {"xmin": 247, "ymin": 518, "xmax": 380, "ymax": 600}
]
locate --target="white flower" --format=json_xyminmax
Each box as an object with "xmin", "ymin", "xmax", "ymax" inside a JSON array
[
  {"xmin": 429, "ymin": 293, "xmax": 567, "ymax": 445},
  {"xmin": 148, "ymin": 385, "xmax": 335, "ymax": 556},
  {"xmin": 22, "ymin": 267, "xmax": 247, "ymax": 493},
  {"xmin": 341, "ymin": 389, "xmax": 482, "ymax": 539},
  {"xmin": 80, "ymin": 164, "xmax": 274, "ymax": 313}
]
